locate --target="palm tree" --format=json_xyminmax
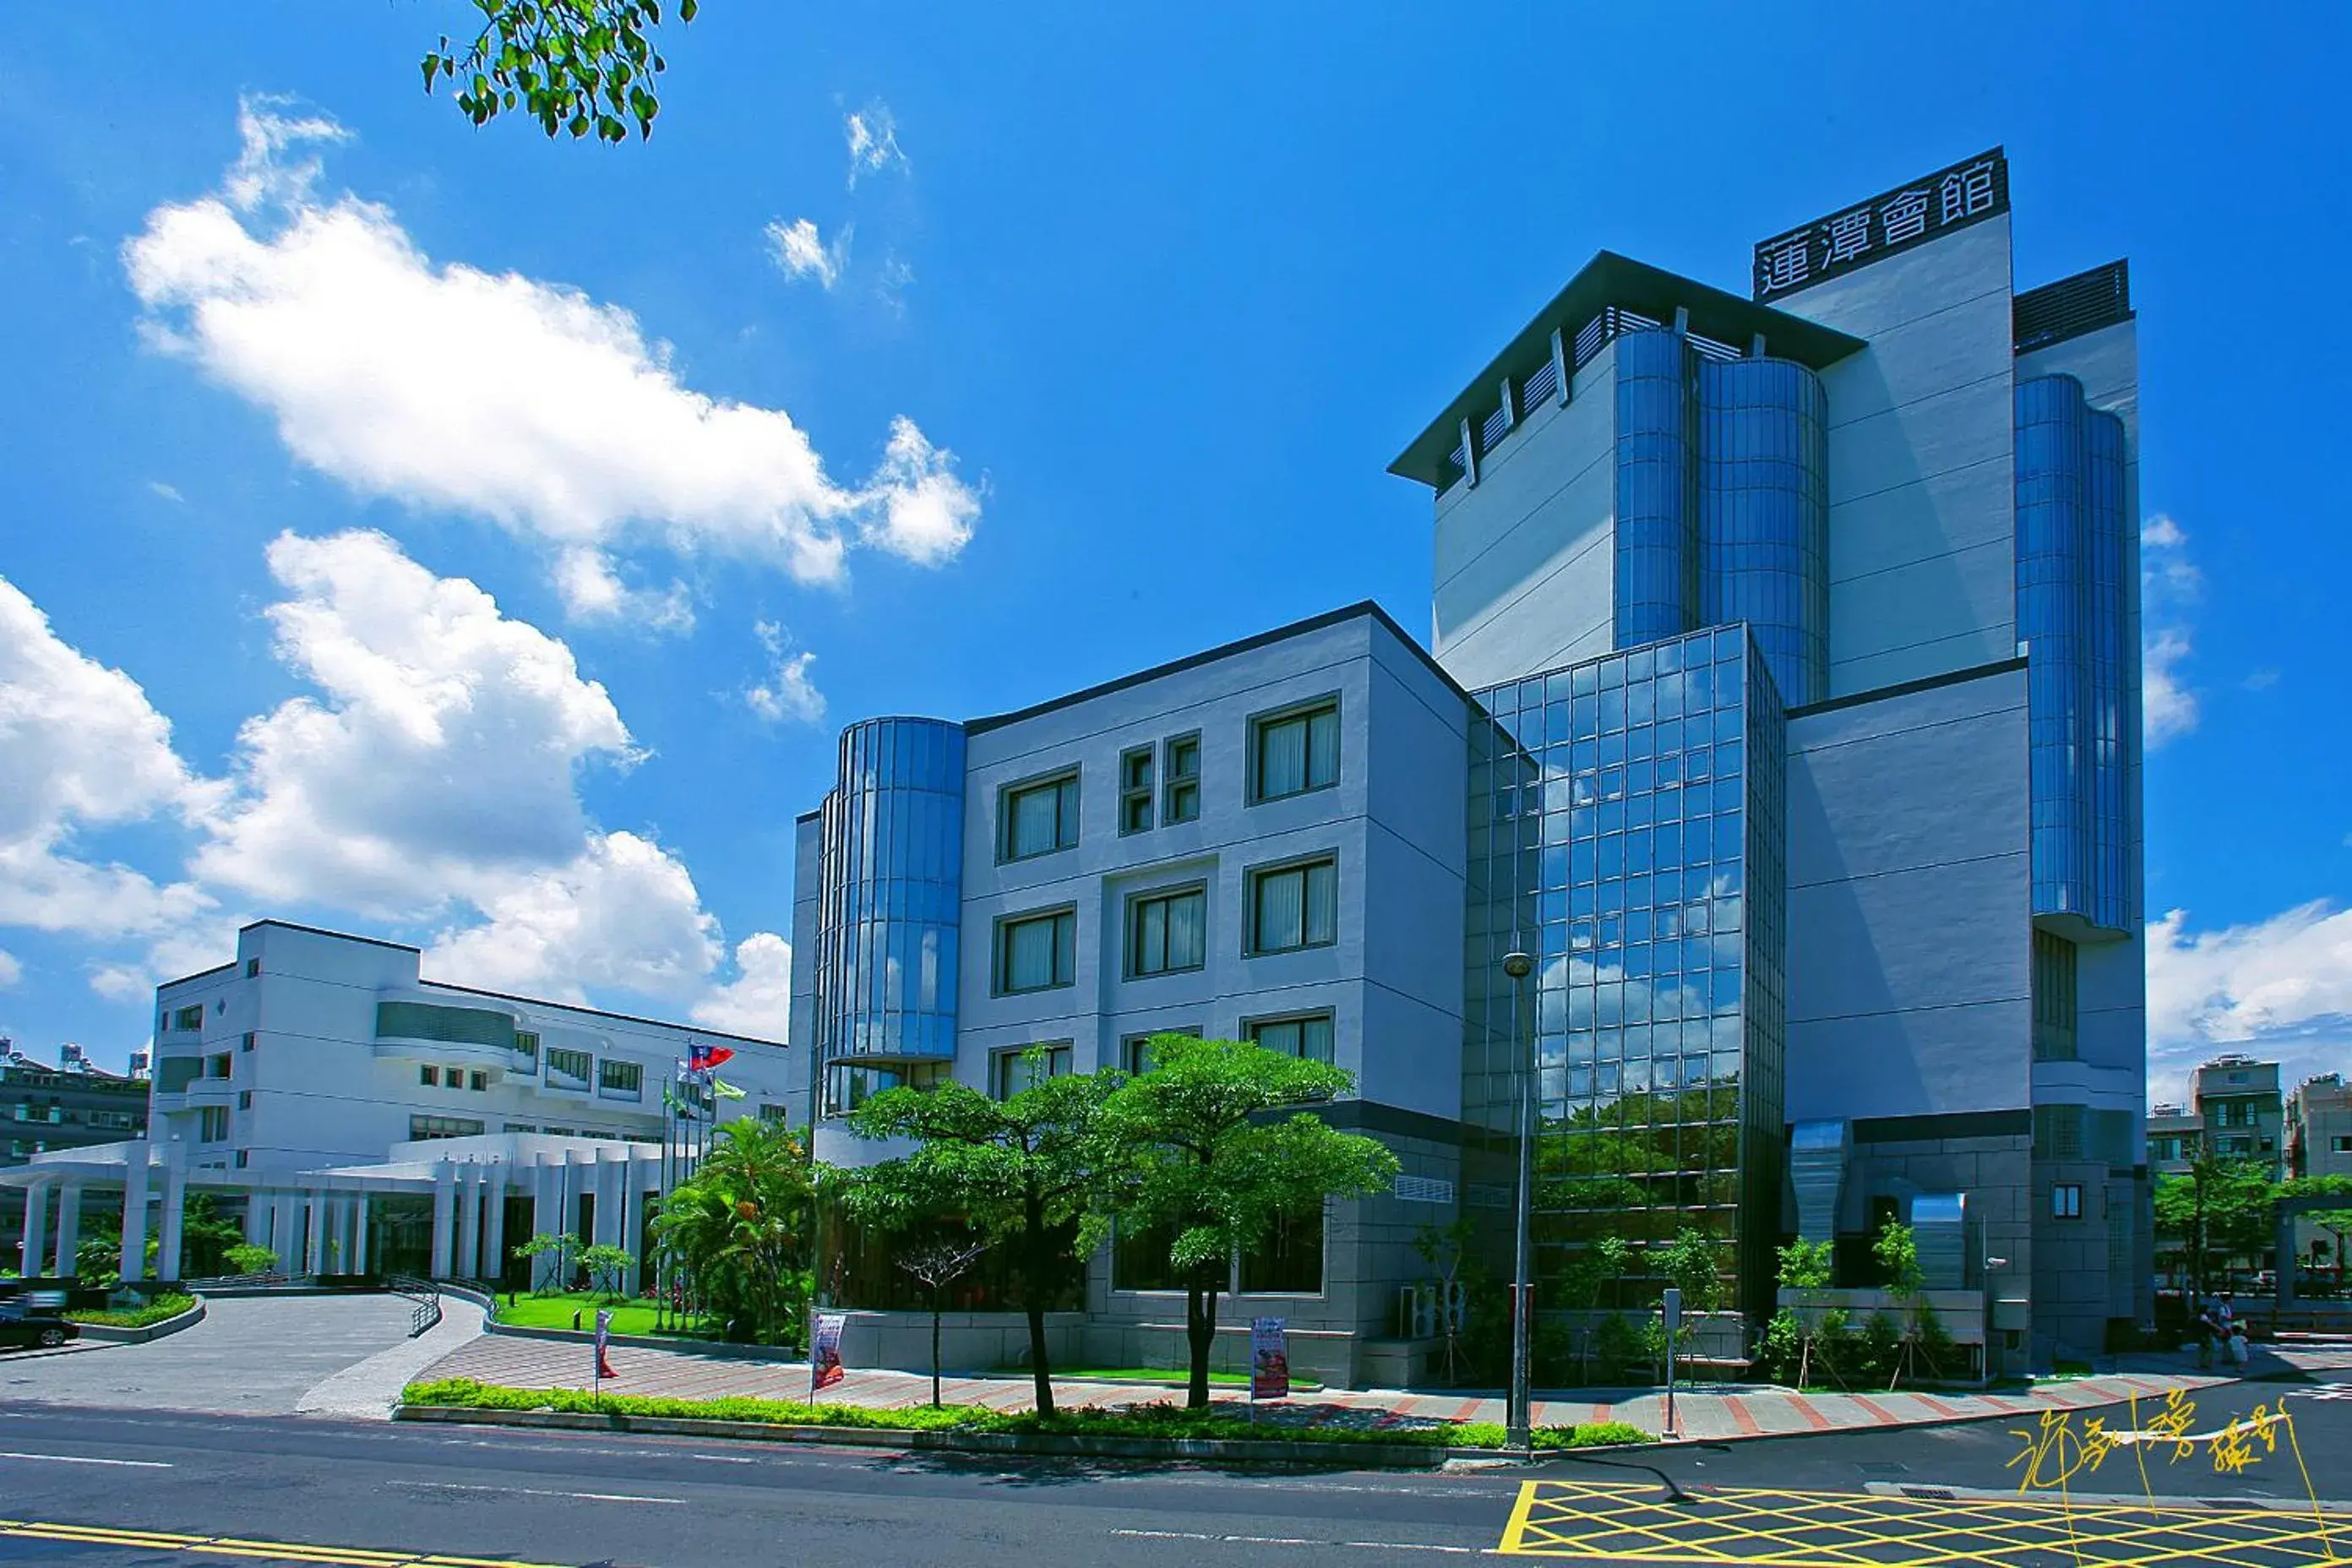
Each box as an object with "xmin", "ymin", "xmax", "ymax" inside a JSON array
[{"xmin": 651, "ymin": 1119, "xmax": 815, "ymax": 1346}]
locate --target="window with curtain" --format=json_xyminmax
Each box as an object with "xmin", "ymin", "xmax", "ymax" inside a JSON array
[
  {"xmin": 1119, "ymin": 747, "xmax": 1154, "ymax": 835},
  {"xmin": 1250, "ymin": 700, "xmax": 1339, "ymax": 803},
  {"xmin": 1248, "ymin": 857, "xmax": 1337, "ymax": 954},
  {"xmin": 1164, "ymin": 733, "xmax": 1201, "ymax": 823},
  {"xmin": 990, "ymin": 1042, "xmax": 1073, "ymax": 1099},
  {"xmin": 1128, "ymin": 886, "xmax": 1206, "ymax": 977},
  {"xmin": 1247, "ymin": 1011, "xmax": 1334, "ymax": 1064},
  {"xmin": 996, "ymin": 907, "xmax": 1077, "ymax": 994},
  {"xmin": 1000, "ymin": 771, "xmax": 1081, "ymax": 860}
]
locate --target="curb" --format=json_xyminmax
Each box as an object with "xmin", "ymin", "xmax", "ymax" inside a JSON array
[
  {"xmin": 392, "ymin": 1402, "xmax": 1473, "ymax": 1467},
  {"xmin": 71, "ymin": 1296, "xmax": 206, "ymax": 1345}
]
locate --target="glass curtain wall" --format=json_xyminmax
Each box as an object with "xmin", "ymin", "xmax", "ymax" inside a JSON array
[
  {"xmin": 1463, "ymin": 625, "xmax": 1788, "ymax": 1315},
  {"xmin": 814, "ymin": 716, "xmax": 966, "ymax": 1115},
  {"xmin": 2014, "ymin": 374, "xmax": 2133, "ymax": 934},
  {"xmin": 1613, "ymin": 328, "xmax": 1830, "ymax": 712}
]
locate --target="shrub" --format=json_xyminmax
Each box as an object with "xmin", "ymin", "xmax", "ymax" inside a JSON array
[
  {"xmin": 224, "ymin": 1244, "xmax": 279, "ymax": 1277},
  {"xmin": 1859, "ymin": 1311, "xmax": 1906, "ymax": 1383},
  {"xmin": 1755, "ymin": 1309, "xmax": 1803, "ymax": 1385},
  {"xmin": 1593, "ymin": 1312, "xmax": 1646, "ymax": 1382},
  {"xmin": 68, "ymin": 1293, "xmax": 196, "ymax": 1329}
]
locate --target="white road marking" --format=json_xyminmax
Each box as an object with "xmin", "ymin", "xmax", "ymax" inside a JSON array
[
  {"xmin": 0, "ymin": 1451, "xmax": 172, "ymax": 1469},
  {"xmin": 1110, "ymin": 1528, "xmax": 1478, "ymax": 1553},
  {"xmin": 388, "ymin": 1479, "xmax": 683, "ymax": 1505}
]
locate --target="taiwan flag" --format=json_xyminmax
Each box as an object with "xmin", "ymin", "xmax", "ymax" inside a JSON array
[{"xmin": 688, "ymin": 1043, "xmax": 737, "ymax": 1073}]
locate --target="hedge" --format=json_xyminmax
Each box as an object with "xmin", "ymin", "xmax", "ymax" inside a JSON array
[{"xmin": 399, "ymin": 1378, "xmax": 1650, "ymax": 1449}]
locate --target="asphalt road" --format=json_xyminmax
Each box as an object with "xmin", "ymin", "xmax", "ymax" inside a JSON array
[{"xmin": 0, "ymin": 1373, "xmax": 2345, "ymax": 1567}]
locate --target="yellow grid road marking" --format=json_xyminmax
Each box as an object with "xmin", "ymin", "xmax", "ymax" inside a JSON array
[
  {"xmin": 0, "ymin": 1518, "xmax": 572, "ymax": 1568},
  {"xmin": 1494, "ymin": 1479, "xmax": 2352, "ymax": 1566}
]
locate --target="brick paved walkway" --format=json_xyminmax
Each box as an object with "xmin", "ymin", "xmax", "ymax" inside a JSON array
[{"xmin": 415, "ymin": 1330, "xmax": 2352, "ymax": 1442}]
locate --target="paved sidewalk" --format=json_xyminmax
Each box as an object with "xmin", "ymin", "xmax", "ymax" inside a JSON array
[{"xmin": 415, "ymin": 1330, "xmax": 2352, "ymax": 1443}]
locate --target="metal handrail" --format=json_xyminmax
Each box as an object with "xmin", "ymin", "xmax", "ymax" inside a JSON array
[{"xmin": 384, "ymin": 1273, "xmax": 443, "ymax": 1338}]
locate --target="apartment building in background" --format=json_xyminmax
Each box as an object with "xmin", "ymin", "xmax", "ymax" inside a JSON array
[
  {"xmin": 2288, "ymin": 1073, "xmax": 2352, "ymax": 1269},
  {"xmin": 794, "ymin": 145, "xmax": 2151, "ymax": 1378},
  {"xmin": 2, "ymin": 1043, "xmax": 149, "ymax": 1266}
]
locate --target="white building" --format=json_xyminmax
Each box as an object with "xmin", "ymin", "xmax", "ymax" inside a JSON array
[{"xmin": 4, "ymin": 921, "xmax": 789, "ymax": 1290}]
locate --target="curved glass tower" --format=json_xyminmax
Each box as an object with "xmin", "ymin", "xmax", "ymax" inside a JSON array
[
  {"xmin": 1700, "ymin": 357, "xmax": 1830, "ymax": 708},
  {"xmin": 811, "ymin": 716, "xmax": 966, "ymax": 1112},
  {"xmin": 2014, "ymin": 373, "xmax": 2131, "ymax": 933},
  {"xmin": 1614, "ymin": 330, "xmax": 1700, "ymax": 647}
]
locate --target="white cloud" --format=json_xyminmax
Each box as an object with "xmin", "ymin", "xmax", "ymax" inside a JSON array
[
  {"xmin": 424, "ymin": 830, "xmax": 722, "ymax": 1004},
  {"xmin": 554, "ymin": 547, "xmax": 694, "ymax": 632},
  {"xmin": 690, "ymin": 931, "xmax": 791, "ymax": 1041},
  {"xmin": 744, "ymin": 620, "xmax": 825, "ymax": 725},
  {"xmin": 0, "ymin": 573, "xmax": 221, "ymax": 940},
  {"xmin": 844, "ymin": 105, "xmax": 907, "ymax": 188},
  {"xmin": 764, "ymin": 217, "xmax": 850, "ymax": 289},
  {"xmin": 863, "ymin": 416, "xmax": 978, "ymax": 564},
  {"xmin": 0, "ymin": 950, "xmax": 20, "ymax": 989},
  {"xmin": 2147, "ymin": 902, "xmax": 2352, "ymax": 1104},
  {"xmin": 146, "ymin": 481, "xmax": 184, "ymax": 504},
  {"xmin": 2142, "ymin": 514, "xmax": 2199, "ymax": 747},
  {"xmin": 123, "ymin": 98, "xmax": 979, "ymax": 608}
]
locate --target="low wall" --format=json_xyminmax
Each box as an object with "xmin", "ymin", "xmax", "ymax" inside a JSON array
[
  {"xmin": 836, "ymin": 1310, "xmax": 1086, "ymax": 1375},
  {"xmin": 1778, "ymin": 1288, "xmax": 1987, "ymax": 1347},
  {"xmin": 1078, "ymin": 1317, "xmax": 1359, "ymax": 1388},
  {"xmin": 73, "ymin": 1296, "xmax": 207, "ymax": 1344}
]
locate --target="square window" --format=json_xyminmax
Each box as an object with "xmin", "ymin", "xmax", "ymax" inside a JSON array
[
  {"xmin": 1250, "ymin": 700, "xmax": 1340, "ymax": 803},
  {"xmin": 199, "ymin": 1106, "xmax": 230, "ymax": 1142},
  {"xmin": 172, "ymin": 1004, "xmax": 205, "ymax": 1032},
  {"xmin": 1248, "ymin": 1011, "xmax": 1335, "ymax": 1064},
  {"xmin": 470, "ymin": 1070, "xmax": 489, "ymax": 1092},
  {"xmin": 990, "ymin": 1042, "xmax": 1072, "ymax": 1099},
  {"xmin": 1000, "ymin": 770, "xmax": 1081, "ymax": 861},
  {"xmin": 546, "ymin": 1048, "xmax": 593, "ymax": 1088},
  {"xmin": 1163, "ymin": 733, "xmax": 1201, "ymax": 824},
  {"xmin": 996, "ymin": 907, "xmax": 1077, "ymax": 994},
  {"xmin": 1119, "ymin": 746, "xmax": 1155, "ymax": 835},
  {"xmin": 245, "ymin": 958, "xmax": 260, "ymax": 978},
  {"xmin": 2052, "ymin": 1183, "xmax": 2082, "ymax": 1220},
  {"xmin": 241, "ymin": 1031, "xmax": 256, "ymax": 1052},
  {"xmin": 1248, "ymin": 856, "xmax": 1337, "ymax": 955},
  {"xmin": 419, "ymin": 1064, "xmax": 438, "ymax": 1087},
  {"xmin": 237, "ymin": 1090, "xmax": 252, "ymax": 1110},
  {"xmin": 1128, "ymin": 885, "xmax": 1206, "ymax": 977},
  {"xmin": 597, "ymin": 1059, "xmax": 641, "ymax": 1097},
  {"xmin": 2333, "ymin": 1135, "xmax": 2352, "ymax": 1155},
  {"xmin": 1239, "ymin": 1202, "xmax": 1324, "ymax": 1293}
]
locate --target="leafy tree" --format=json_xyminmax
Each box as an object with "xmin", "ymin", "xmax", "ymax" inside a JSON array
[
  {"xmin": 1102, "ymin": 1035, "xmax": 1400, "ymax": 1410},
  {"xmin": 177, "ymin": 1195, "xmax": 247, "ymax": 1278},
  {"xmin": 1772, "ymin": 1238, "xmax": 1835, "ymax": 1388},
  {"xmin": 846, "ymin": 1058, "xmax": 1119, "ymax": 1418},
  {"xmin": 422, "ymin": 0, "xmax": 697, "ymax": 142},
  {"xmin": 579, "ymin": 1243, "xmax": 634, "ymax": 1300},
  {"xmin": 511, "ymin": 1231, "xmax": 584, "ymax": 1294},
  {"xmin": 2282, "ymin": 1174, "xmax": 2352, "ymax": 1283},
  {"xmin": 1873, "ymin": 1219, "xmax": 1930, "ymax": 1387},
  {"xmin": 2155, "ymin": 1158, "xmax": 2277, "ymax": 1295},
  {"xmin": 652, "ymin": 1119, "xmax": 817, "ymax": 1346}
]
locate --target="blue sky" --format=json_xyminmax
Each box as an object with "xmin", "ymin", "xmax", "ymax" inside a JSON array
[{"xmin": 0, "ymin": 2, "xmax": 2345, "ymax": 1104}]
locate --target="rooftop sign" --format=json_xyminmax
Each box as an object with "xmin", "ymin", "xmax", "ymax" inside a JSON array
[{"xmin": 1752, "ymin": 148, "xmax": 2009, "ymax": 302}]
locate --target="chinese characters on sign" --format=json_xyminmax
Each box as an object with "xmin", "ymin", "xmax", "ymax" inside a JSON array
[
  {"xmin": 1250, "ymin": 1316, "xmax": 1290, "ymax": 1402},
  {"xmin": 1752, "ymin": 149, "xmax": 2010, "ymax": 302}
]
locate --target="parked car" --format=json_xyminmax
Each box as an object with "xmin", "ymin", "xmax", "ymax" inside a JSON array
[{"xmin": 0, "ymin": 1305, "xmax": 79, "ymax": 1350}]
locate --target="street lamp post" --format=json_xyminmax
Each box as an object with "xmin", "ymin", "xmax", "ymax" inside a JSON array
[{"xmin": 1502, "ymin": 949, "xmax": 1535, "ymax": 1452}]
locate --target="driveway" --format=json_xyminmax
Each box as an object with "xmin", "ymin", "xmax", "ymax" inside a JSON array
[{"xmin": 0, "ymin": 1293, "xmax": 483, "ymax": 1418}]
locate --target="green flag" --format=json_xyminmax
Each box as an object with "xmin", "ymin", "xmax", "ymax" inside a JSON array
[{"xmin": 711, "ymin": 1076, "xmax": 747, "ymax": 1101}]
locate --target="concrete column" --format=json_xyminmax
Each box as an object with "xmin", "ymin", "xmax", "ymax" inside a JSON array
[
  {"xmin": 53, "ymin": 1184, "xmax": 83, "ymax": 1277},
  {"xmin": 323, "ymin": 1196, "xmax": 347, "ymax": 1274},
  {"xmin": 119, "ymin": 1142, "xmax": 151, "ymax": 1282},
  {"xmin": 351, "ymin": 1194, "xmax": 371, "ymax": 1276},
  {"xmin": 243, "ymin": 1190, "xmax": 270, "ymax": 1246},
  {"xmin": 482, "ymin": 1165, "xmax": 508, "ymax": 1290},
  {"xmin": 273, "ymin": 1192, "xmax": 302, "ymax": 1270},
  {"xmin": 593, "ymin": 1150, "xmax": 624, "ymax": 1250},
  {"xmin": 302, "ymin": 1187, "xmax": 327, "ymax": 1275},
  {"xmin": 455, "ymin": 1166, "xmax": 483, "ymax": 1281},
  {"xmin": 531, "ymin": 1157, "xmax": 561, "ymax": 1291},
  {"xmin": 156, "ymin": 1155, "xmax": 188, "ymax": 1283},
  {"xmin": 621, "ymin": 1155, "xmax": 651, "ymax": 1293},
  {"xmin": 429, "ymin": 1163, "xmax": 456, "ymax": 1280},
  {"xmin": 19, "ymin": 1181, "xmax": 47, "ymax": 1278}
]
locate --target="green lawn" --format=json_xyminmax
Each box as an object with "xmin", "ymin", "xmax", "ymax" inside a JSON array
[{"xmin": 493, "ymin": 1293, "xmax": 708, "ymax": 1339}]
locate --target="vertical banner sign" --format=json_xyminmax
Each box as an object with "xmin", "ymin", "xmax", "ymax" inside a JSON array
[
  {"xmin": 592, "ymin": 1308, "xmax": 616, "ymax": 1388},
  {"xmin": 810, "ymin": 1310, "xmax": 847, "ymax": 1396},
  {"xmin": 1751, "ymin": 148, "xmax": 2010, "ymax": 302},
  {"xmin": 1250, "ymin": 1316, "xmax": 1290, "ymax": 1402}
]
